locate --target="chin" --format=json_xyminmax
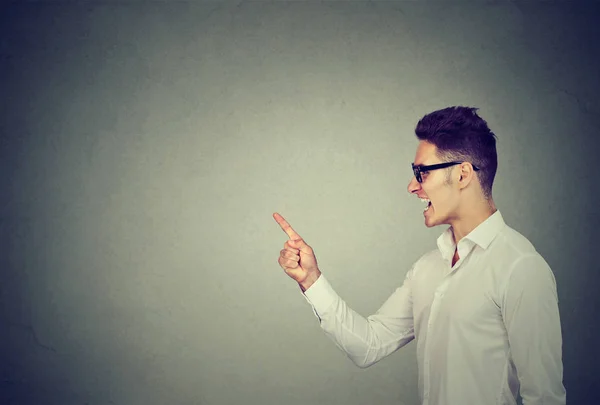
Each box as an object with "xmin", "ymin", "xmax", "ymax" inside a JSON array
[
  {"xmin": 424, "ymin": 211, "xmax": 447, "ymax": 228},
  {"xmin": 424, "ymin": 219, "xmax": 439, "ymax": 228}
]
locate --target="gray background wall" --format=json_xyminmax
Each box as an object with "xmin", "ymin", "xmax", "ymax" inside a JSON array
[{"xmin": 1, "ymin": 1, "xmax": 599, "ymax": 404}]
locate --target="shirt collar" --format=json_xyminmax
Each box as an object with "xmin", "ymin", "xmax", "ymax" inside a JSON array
[{"xmin": 436, "ymin": 210, "xmax": 506, "ymax": 257}]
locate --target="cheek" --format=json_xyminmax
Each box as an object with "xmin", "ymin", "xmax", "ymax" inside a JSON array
[
  {"xmin": 429, "ymin": 188, "xmax": 456, "ymax": 209},
  {"xmin": 440, "ymin": 190, "xmax": 460, "ymax": 208}
]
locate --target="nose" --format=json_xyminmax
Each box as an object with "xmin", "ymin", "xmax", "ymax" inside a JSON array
[{"xmin": 407, "ymin": 176, "xmax": 421, "ymax": 194}]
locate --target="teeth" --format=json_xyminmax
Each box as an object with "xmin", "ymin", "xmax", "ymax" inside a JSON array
[{"xmin": 420, "ymin": 198, "xmax": 431, "ymax": 212}]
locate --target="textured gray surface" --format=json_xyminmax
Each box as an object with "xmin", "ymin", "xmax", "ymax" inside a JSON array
[{"xmin": 1, "ymin": 2, "xmax": 599, "ymax": 404}]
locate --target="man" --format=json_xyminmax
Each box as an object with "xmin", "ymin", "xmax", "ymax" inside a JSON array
[{"xmin": 273, "ymin": 106, "xmax": 566, "ymax": 405}]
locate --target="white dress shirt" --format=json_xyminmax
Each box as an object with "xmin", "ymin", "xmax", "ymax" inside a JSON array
[{"xmin": 301, "ymin": 210, "xmax": 566, "ymax": 405}]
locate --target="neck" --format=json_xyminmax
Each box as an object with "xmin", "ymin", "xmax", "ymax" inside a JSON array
[{"xmin": 449, "ymin": 197, "xmax": 497, "ymax": 244}]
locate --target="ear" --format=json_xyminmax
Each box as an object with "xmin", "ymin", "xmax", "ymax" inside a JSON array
[{"xmin": 458, "ymin": 163, "xmax": 475, "ymax": 190}]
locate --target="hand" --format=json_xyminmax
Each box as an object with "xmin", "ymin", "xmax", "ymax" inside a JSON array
[{"xmin": 273, "ymin": 212, "xmax": 321, "ymax": 290}]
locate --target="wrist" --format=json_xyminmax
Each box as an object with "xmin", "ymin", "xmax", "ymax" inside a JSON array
[{"xmin": 299, "ymin": 270, "xmax": 321, "ymax": 292}]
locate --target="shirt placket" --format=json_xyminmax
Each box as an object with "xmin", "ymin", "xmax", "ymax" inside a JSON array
[{"xmin": 422, "ymin": 244, "xmax": 470, "ymax": 405}]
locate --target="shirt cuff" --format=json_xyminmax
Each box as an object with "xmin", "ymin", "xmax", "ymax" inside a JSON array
[{"xmin": 300, "ymin": 274, "xmax": 338, "ymax": 321}]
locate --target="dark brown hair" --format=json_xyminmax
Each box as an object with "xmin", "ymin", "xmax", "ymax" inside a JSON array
[{"xmin": 415, "ymin": 106, "xmax": 498, "ymax": 199}]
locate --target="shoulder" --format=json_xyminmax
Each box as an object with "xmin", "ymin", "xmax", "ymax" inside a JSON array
[
  {"xmin": 492, "ymin": 225, "xmax": 558, "ymax": 299},
  {"xmin": 493, "ymin": 223, "xmax": 538, "ymax": 257},
  {"xmin": 487, "ymin": 223, "xmax": 554, "ymax": 276},
  {"xmin": 408, "ymin": 248, "xmax": 444, "ymax": 279},
  {"xmin": 416, "ymin": 248, "xmax": 444, "ymax": 267}
]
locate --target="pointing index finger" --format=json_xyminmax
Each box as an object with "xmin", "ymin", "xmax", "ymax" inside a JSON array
[{"xmin": 273, "ymin": 212, "xmax": 301, "ymax": 240}]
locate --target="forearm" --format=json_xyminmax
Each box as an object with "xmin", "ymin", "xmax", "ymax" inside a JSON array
[
  {"xmin": 320, "ymin": 293, "xmax": 414, "ymax": 368},
  {"xmin": 303, "ymin": 274, "xmax": 414, "ymax": 368}
]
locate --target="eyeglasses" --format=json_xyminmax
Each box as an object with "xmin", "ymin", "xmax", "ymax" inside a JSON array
[{"xmin": 411, "ymin": 161, "xmax": 480, "ymax": 183}]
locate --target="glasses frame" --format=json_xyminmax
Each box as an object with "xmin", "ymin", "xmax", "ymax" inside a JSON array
[{"xmin": 411, "ymin": 161, "xmax": 480, "ymax": 183}]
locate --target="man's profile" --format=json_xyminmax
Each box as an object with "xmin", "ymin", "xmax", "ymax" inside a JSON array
[{"xmin": 273, "ymin": 106, "xmax": 566, "ymax": 405}]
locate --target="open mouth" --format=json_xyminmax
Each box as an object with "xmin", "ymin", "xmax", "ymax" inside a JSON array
[{"xmin": 420, "ymin": 198, "xmax": 432, "ymax": 212}]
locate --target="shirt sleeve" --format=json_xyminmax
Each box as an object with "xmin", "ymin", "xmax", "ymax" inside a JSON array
[
  {"xmin": 501, "ymin": 254, "xmax": 566, "ymax": 405},
  {"xmin": 300, "ymin": 267, "xmax": 415, "ymax": 368}
]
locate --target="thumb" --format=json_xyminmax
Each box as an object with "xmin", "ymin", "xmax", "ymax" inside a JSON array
[
  {"xmin": 289, "ymin": 239, "xmax": 302, "ymax": 247},
  {"xmin": 289, "ymin": 239, "xmax": 308, "ymax": 250},
  {"xmin": 289, "ymin": 239, "xmax": 313, "ymax": 255}
]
